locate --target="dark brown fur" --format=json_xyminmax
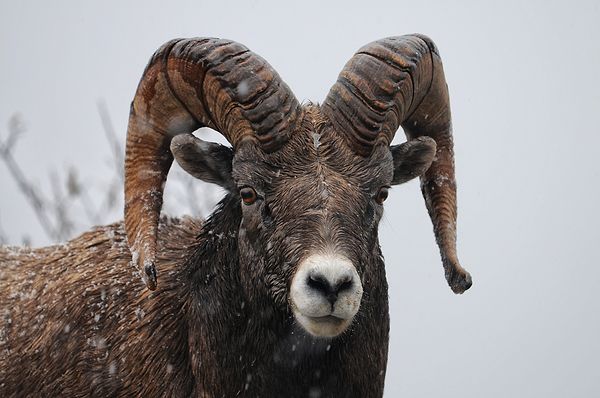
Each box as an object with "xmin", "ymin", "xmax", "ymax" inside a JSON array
[
  {"xmin": 0, "ymin": 219, "xmax": 198, "ymax": 396},
  {"xmin": 1, "ymin": 107, "xmax": 392, "ymax": 397}
]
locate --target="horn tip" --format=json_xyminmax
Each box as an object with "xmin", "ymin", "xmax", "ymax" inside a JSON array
[
  {"xmin": 444, "ymin": 260, "xmax": 472, "ymax": 294},
  {"xmin": 143, "ymin": 262, "xmax": 158, "ymax": 291}
]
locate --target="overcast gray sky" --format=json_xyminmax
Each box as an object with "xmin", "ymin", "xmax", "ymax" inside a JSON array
[{"xmin": 1, "ymin": 0, "xmax": 599, "ymax": 396}]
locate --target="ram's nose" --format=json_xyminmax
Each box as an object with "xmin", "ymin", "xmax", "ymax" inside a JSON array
[
  {"xmin": 306, "ymin": 271, "xmax": 354, "ymax": 307},
  {"xmin": 290, "ymin": 252, "xmax": 363, "ymax": 337}
]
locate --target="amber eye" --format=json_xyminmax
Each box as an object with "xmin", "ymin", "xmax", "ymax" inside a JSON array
[
  {"xmin": 375, "ymin": 186, "xmax": 389, "ymax": 205},
  {"xmin": 240, "ymin": 187, "xmax": 258, "ymax": 205}
]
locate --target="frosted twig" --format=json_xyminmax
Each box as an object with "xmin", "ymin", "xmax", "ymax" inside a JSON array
[
  {"xmin": 49, "ymin": 170, "xmax": 74, "ymax": 241},
  {"xmin": 97, "ymin": 99, "xmax": 124, "ymax": 182},
  {"xmin": 0, "ymin": 214, "xmax": 8, "ymax": 245},
  {"xmin": 0, "ymin": 114, "xmax": 60, "ymax": 241}
]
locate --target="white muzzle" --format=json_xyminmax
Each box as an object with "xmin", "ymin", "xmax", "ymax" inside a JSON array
[{"xmin": 290, "ymin": 252, "xmax": 363, "ymax": 338}]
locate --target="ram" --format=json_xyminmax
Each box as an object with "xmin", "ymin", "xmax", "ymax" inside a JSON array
[{"xmin": 0, "ymin": 35, "xmax": 471, "ymax": 397}]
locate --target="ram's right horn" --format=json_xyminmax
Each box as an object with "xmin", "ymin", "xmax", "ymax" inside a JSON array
[{"xmin": 124, "ymin": 38, "xmax": 301, "ymax": 289}]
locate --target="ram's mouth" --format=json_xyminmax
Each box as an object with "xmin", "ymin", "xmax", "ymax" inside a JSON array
[
  {"xmin": 308, "ymin": 315, "xmax": 345, "ymax": 324},
  {"xmin": 293, "ymin": 311, "xmax": 352, "ymax": 338}
]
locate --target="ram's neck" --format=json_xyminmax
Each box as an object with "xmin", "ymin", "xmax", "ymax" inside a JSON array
[{"xmin": 184, "ymin": 194, "xmax": 243, "ymax": 299}]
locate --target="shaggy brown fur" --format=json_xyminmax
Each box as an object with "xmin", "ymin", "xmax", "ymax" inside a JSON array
[
  {"xmin": 0, "ymin": 112, "xmax": 394, "ymax": 396},
  {"xmin": 0, "ymin": 218, "xmax": 198, "ymax": 396},
  {"xmin": 0, "ymin": 34, "xmax": 471, "ymax": 397}
]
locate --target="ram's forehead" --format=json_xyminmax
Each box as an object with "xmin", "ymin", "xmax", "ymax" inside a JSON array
[{"xmin": 232, "ymin": 105, "xmax": 394, "ymax": 185}]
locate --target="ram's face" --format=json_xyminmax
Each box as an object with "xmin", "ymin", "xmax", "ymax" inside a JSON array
[
  {"xmin": 172, "ymin": 106, "xmax": 436, "ymax": 338},
  {"xmin": 125, "ymin": 37, "xmax": 470, "ymax": 339},
  {"xmin": 233, "ymin": 120, "xmax": 394, "ymax": 337}
]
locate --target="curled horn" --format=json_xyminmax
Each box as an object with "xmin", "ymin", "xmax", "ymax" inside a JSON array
[
  {"xmin": 322, "ymin": 35, "xmax": 472, "ymax": 293},
  {"xmin": 125, "ymin": 38, "xmax": 301, "ymax": 290}
]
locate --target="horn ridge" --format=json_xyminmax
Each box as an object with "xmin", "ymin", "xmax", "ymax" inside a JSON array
[
  {"xmin": 124, "ymin": 38, "xmax": 300, "ymax": 289},
  {"xmin": 323, "ymin": 34, "xmax": 472, "ymax": 293}
]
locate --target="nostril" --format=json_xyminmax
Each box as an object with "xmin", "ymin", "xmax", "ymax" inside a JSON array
[
  {"xmin": 307, "ymin": 272, "xmax": 355, "ymax": 306},
  {"xmin": 336, "ymin": 278, "xmax": 353, "ymax": 293},
  {"xmin": 307, "ymin": 274, "xmax": 332, "ymax": 295}
]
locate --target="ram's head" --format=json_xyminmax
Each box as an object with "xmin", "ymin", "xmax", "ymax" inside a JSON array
[{"xmin": 124, "ymin": 36, "xmax": 471, "ymax": 338}]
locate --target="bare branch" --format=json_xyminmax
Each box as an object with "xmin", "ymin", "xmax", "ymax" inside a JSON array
[
  {"xmin": 49, "ymin": 170, "xmax": 74, "ymax": 241},
  {"xmin": 2, "ymin": 115, "xmax": 25, "ymax": 154},
  {"xmin": 66, "ymin": 166, "xmax": 102, "ymax": 225},
  {"xmin": 0, "ymin": 214, "xmax": 8, "ymax": 245},
  {"xmin": 97, "ymin": 99, "xmax": 124, "ymax": 182},
  {"xmin": 0, "ymin": 114, "xmax": 60, "ymax": 241},
  {"xmin": 1, "ymin": 108, "xmax": 214, "ymax": 246}
]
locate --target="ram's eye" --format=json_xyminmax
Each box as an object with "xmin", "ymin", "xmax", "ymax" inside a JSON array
[
  {"xmin": 240, "ymin": 187, "xmax": 258, "ymax": 205},
  {"xmin": 375, "ymin": 186, "xmax": 389, "ymax": 205}
]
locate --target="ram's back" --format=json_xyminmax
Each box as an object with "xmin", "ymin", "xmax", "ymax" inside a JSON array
[{"xmin": 0, "ymin": 216, "xmax": 202, "ymax": 396}]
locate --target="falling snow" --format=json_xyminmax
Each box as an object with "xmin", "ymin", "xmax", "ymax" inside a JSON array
[{"xmin": 312, "ymin": 132, "xmax": 321, "ymax": 150}]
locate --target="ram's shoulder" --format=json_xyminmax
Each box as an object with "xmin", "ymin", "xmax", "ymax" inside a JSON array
[{"xmin": 0, "ymin": 216, "xmax": 204, "ymax": 291}]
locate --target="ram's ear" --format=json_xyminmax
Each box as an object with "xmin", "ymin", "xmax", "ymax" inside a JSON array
[
  {"xmin": 170, "ymin": 134, "xmax": 235, "ymax": 192},
  {"xmin": 391, "ymin": 137, "xmax": 437, "ymax": 185}
]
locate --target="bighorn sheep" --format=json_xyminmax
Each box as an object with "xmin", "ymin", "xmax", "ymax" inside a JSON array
[{"xmin": 0, "ymin": 35, "xmax": 471, "ymax": 396}]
